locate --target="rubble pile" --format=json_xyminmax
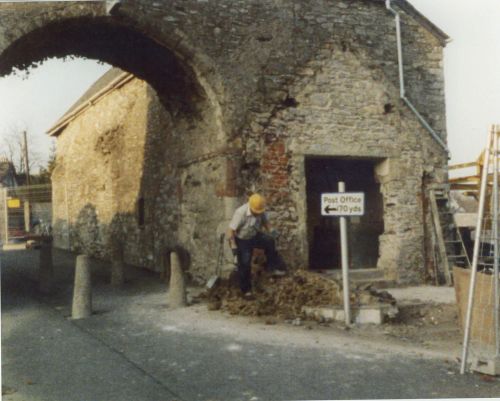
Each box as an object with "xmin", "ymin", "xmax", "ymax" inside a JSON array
[
  {"xmin": 396, "ymin": 303, "xmax": 458, "ymax": 327},
  {"xmin": 201, "ymin": 269, "xmax": 396, "ymax": 319}
]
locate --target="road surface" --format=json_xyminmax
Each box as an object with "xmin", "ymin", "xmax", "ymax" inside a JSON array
[{"xmin": 2, "ymin": 247, "xmax": 499, "ymax": 400}]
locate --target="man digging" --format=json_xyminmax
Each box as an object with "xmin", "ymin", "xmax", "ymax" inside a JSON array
[{"xmin": 227, "ymin": 193, "xmax": 286, "ymax": 299}]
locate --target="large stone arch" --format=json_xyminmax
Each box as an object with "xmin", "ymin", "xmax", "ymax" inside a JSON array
[
  {"xmin": 0, "ymin": 2, "xmax": 238, "ymax": 278},
  {"xmin": 0, "ymin": 5, "xmax": 223, "ymax": 118},
  {"xmin": 0, "ymin": 0, "xmax": 450, "ymax": 283}
]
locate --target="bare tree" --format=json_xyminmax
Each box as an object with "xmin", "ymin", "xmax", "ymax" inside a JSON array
[
  {"xmin": 37, "ymin": 142, "xmax": 56, "ymax": 183},
  {"xmin": 0, "ymin": 125, "xmax": 43, "ymax": 175}
]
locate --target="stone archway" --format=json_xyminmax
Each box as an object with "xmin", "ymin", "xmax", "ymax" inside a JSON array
[
  {"xmin": 0, "ymin": 0, "xmax": 451, "ymax": 283},
  {"xmin": 0, "ymin": 5, "xmax": 237, "ymax": 279}
]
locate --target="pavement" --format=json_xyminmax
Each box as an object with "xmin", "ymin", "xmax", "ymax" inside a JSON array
[
  {"xmin": 2, "ymin": 245, "xmax": 500, "ymax": 400},
  {"xmin": 385, "ymin": 285, "xmax": 456, "ymax": 304}
]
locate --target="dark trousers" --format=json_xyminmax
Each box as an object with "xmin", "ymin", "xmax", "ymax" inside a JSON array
[{"xmin": 235, "ymin": 232, "xmax": 283, "ymax": 293}]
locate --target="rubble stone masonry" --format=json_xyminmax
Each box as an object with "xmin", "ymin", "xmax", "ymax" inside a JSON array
[
  {"xmin": 1, "ymin": 0, "xmax": 449, "ymax": 283},
  {"xmin": 51, "ymin": 78, "xmax": 226, "ymax": 281}
]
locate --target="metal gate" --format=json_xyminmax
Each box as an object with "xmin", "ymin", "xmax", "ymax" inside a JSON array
[{"xmin": 1, "ymin": 184, "xmax": 52, "ymax": 244}]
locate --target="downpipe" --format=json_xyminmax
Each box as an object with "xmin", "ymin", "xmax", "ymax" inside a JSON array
[{"xmin": 385, "ymin": 0, "xmax": 449, "ymax": 155}]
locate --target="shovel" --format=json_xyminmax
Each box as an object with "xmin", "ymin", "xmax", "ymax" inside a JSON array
[{"xmin": 207, "ymin": 233, "xmax": 225, "ymax": 289}]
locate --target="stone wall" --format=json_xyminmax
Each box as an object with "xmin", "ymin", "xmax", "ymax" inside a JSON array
[
  {"xmin": 1, "ymin": 1, "xmax": 447, "ymax": 141},
  {"xmin": 52, "ymin": 76, "xmax": 226, "ymax": 280},
  {"xmin": 240, "ymin": 40, "xmax": 447, "ymax": 283},
  {"xmin": 2, "ymin": 0, "xmax": 450, "ymax": 284},
  {"xmin": 53, "ymin": 48, "xmax": 446, "ymax": 284}
]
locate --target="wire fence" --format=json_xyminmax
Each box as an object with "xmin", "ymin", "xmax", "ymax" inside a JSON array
[
  {"xmin": 1, "ymin": 184, "xmax": 52, "ymax": 244},
  {"xmin": 462, "ymin": 213, "xmax": 500, "ymax": 359},
  {"xmin": 459, "ymin": 125, "xmax": 500, "ymax": 374}
]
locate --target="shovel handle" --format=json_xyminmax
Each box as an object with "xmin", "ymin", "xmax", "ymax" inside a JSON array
[{"xmin": 215, "ymin": 233, "xmax": 225, "ymax": 276}]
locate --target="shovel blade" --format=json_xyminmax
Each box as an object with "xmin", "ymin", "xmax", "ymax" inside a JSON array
[{"xmin": 206, "ymin": 275, "xmax": 219, "ymax": 289}]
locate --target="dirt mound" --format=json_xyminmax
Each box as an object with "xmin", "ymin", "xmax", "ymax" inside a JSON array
[{"xmin": 200, "ymin": 269, "xmax": 395, "ymax": 319}]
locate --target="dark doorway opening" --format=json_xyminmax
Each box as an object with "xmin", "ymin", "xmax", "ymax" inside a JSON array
[{"xmin": 305, "ymin": 157, "xmax": 385, "ymax": 270}]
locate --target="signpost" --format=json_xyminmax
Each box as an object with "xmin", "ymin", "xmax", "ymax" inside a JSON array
[
  {"xmin": 321, "ymin": 183, "xmax": 365, "ymax": 326},
  {"xmin": 321, "ymin": 192, "xmax": 364, "ymax": 217}
]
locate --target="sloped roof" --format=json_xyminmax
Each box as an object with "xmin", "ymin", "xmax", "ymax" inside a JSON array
[
  {"xmin": 395, "ymin": 0, "xmax": 450, "ymax": 45},
  {"xmin": 64, "ymin": 67, "xmax": 125, "ymax": 116},
  {"xmin": 47, "ymin": 67, "xmax": 133, "ymax": 136}
]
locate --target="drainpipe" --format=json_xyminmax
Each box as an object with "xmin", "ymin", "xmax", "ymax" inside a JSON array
[{"xmin": 385, "ymin": 0, "xmax": 449, "ymax": 155}]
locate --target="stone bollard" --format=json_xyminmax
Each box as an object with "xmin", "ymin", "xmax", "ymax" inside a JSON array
[
  {"xmin": 110, "ymin": 242, "xmax": 125, "ymax": 287},
  {"xmin": 72, "ymin": 255, "xmax": 92, "ymax": 319},
  {"xmin": 39, "ymin": 241, "xmax": 53, "ymax": 294},
  {"xmin": 168, "ymin": 251, "xmax": 186, "ymax": 308}
]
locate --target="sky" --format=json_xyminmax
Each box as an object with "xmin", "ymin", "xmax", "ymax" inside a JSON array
[
  {"xmin": 0, "ymin": 59, "xmax": 110, "ymax": 172},
  {"xmin": 0, "ymin": 0, "xmax": 499, "ymax": 171},
  {"xmin": 409, "ymin": 0, "xmax": 500, "ymax": 164}
]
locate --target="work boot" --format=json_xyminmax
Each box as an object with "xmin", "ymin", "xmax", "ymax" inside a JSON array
[{"xmin": 243, "ymin": 291, "xmax": 255, "ymax": 300}]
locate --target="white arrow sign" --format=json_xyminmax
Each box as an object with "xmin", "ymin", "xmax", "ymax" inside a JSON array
[{"xmin": 321, "ymin": 192, "xmax": 365, "ymax": 216}]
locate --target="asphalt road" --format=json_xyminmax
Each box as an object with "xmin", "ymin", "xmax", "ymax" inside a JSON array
[{"xmin": 2, "ymin": 247, "xmax": 500, "ymax": 401}]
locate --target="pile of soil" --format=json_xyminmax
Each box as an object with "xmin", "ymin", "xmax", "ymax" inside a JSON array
[{"xmin": 200, "ymin": 269, "xmax": 395, "ymax": 319}]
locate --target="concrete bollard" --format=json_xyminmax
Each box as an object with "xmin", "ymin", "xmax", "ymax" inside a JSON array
[
  {"xmin": 168, "ymin": 251, "xmax": 187, "ymax": 308},
  {"xmin": 110, "ymin": 242, "xmax": 125, "ymax": 287},
  {"xmin": 39, "ymin": 242, "xmax": 53, "ymax": 294},
  {"xmin": 72, "ymin": 255, "xmax": 92, "ymax": 319}
]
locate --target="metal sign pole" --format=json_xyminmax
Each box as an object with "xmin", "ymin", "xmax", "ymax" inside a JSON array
[
  {"xmin": 321, "ymin": 186, "xmax": 363, "ymax": 327},
  {"xmin": 338, "ymin": 181, "xmax": 351, "ymax": 326}
]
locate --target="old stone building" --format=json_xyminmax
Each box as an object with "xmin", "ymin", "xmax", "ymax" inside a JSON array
[
  {"xmin": 49, "ymin": 67, "xmax": 226, "ymax": 280},
  {"xmin": 2, "ymin": 0, "xmax": 450, "ymax": 284},
  {"xmin": 0, "ymin": 158, "xmax": 18, "ymax": 188}
]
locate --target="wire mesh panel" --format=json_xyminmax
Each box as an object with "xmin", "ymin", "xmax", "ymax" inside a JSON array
[
  {"xmin": 0, "ymin": 188, "xmax": 7, "ymax": 244},
  {"xmin": 455, "ymin": 267, "xmax": 498, "ymax": 358},
  {"xmin": 1, "ymin": 184, "xmax": 52, "ymax": 243},
  {"xmin": 459, "ymin": 126, "xmax": 500, "ymax": 374}
]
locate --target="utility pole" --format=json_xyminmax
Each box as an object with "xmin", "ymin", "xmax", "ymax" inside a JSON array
[
  {"xmin": 23, "ymin": 130, "xmax": 31, "ymax": 232},
  {"xmin": 23, "ymin": 130, "xmax": 30, "ymax": 186}
]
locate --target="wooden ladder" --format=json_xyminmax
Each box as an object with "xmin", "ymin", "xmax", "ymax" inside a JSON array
[{"xmin": 430, "ymin": 188, "xmax": 471, "ymax": 285}]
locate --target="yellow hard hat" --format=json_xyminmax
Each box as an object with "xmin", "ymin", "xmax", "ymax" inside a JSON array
[{"xmin": 249, "ymin": 193, "xmax": 266, "ymax": 214}]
